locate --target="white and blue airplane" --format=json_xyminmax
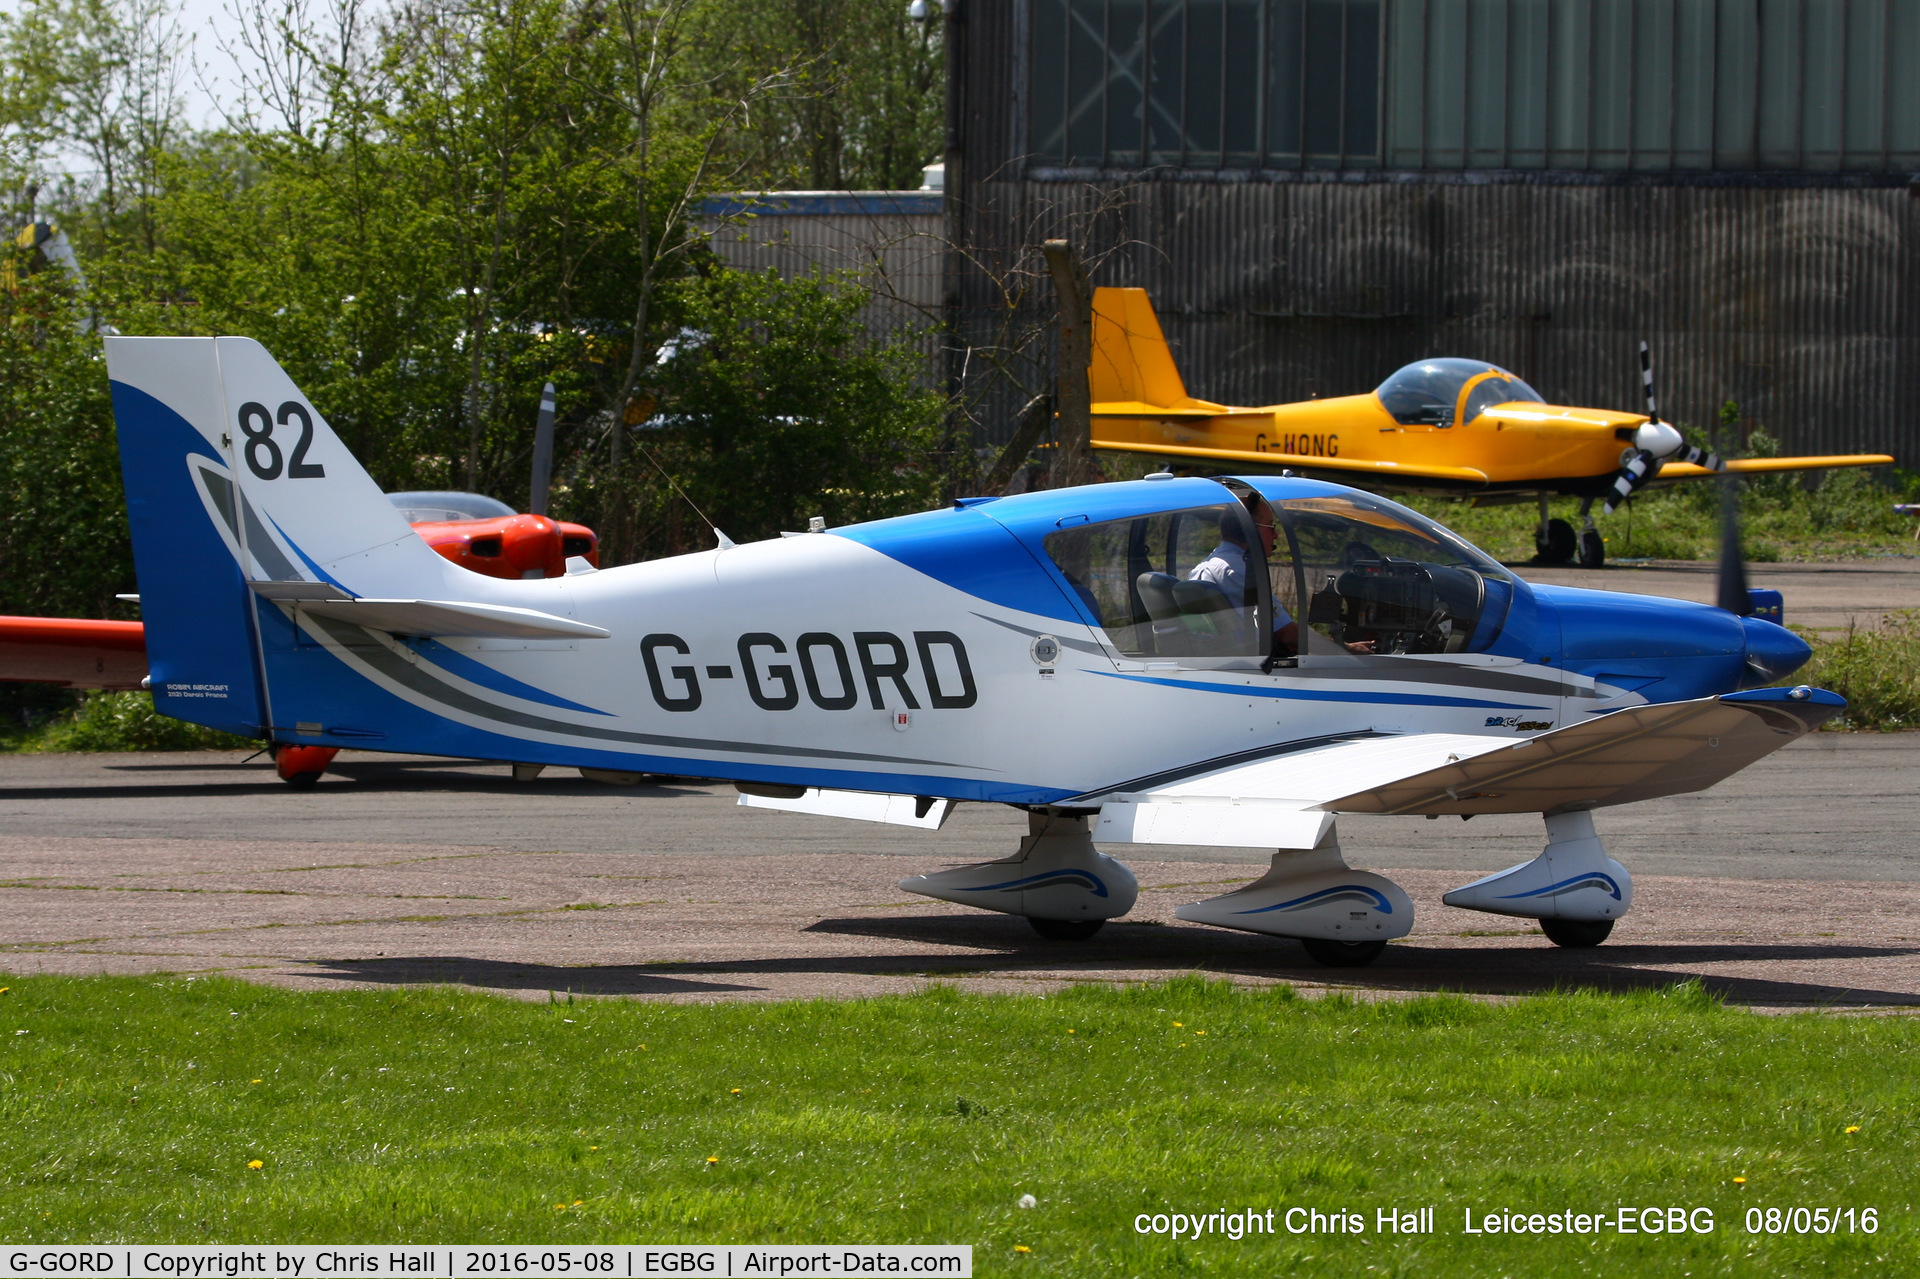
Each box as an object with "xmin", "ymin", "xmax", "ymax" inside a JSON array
[{"xmin": 106, "ymin": 336, "xmax": 1839, "ymax": 966}]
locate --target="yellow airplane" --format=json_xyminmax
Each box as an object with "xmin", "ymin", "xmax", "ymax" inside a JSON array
[{"xmin": 1087, "ymin": 287, "xmax": 1894, "ymax": 566}]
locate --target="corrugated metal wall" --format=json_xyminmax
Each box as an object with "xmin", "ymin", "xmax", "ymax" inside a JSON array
[{"xmin": 947, "ymin": 0, "xmax": 1919, "ymax": 461}]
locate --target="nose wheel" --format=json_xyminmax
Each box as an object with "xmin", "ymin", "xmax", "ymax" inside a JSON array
[
  {"xmin": 1540, "ymin": 918, "xmax": 1614, "ymax": 948},
  {"xmin": 1577, "ymin": 526, "xmax": 1605, "ymax": 567}
]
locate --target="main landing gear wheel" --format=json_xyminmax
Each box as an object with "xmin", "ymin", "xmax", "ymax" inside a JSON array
[
  {"xmin": 1540, "ymin": 918, "xmax": 1614, "ymax": 948},
  {"xmin": 1028, "ymin": 917, "xmax": 1105, "ymax": 941},
  {"xmin": 1300, "ymin": 938, "xmax": 1387, "ymax": 967},
  {"xmin": 1577, "ymin": 526, "xmax": 1606, "ymax": 567},
  {"xmin": 1535, "ymin": 518, "xmax": 1577, "ymax": 564}
]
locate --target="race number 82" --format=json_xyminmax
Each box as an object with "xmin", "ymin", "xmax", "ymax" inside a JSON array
[{"xmin": 238, "ymin": 400, "xmax": 326, "ymax": 480}]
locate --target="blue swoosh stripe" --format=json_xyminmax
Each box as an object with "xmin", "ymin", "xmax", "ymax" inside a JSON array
[
  {"xmin": 972, "ymin": 869, "xmax": 1109, "ymax": 897},
  {"xmin": 1498, "ymin": 873, "xmax": 1622, "ymax": 902},
  {"xmin": 1236, "ymin": 884, "xmax": 1394, "ymax": 916},
  {"xmin": 1094, "ymin": 670, "xmax": 1542, "ymax": 712},
  {"xmin": 407, "ymin": 637, "xmax": 614, "ymax": 716}
]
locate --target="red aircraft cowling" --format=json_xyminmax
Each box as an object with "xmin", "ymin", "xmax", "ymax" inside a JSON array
[{"xmin": 409, "ymin": 514, "xmax": 600, "ymax": 581}]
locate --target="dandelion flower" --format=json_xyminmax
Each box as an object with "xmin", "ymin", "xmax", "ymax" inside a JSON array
[
  {"xmin": 706, "ymin": 1156, "xmax": 719, "ymax": 1166},
  {"xmin": 1845, "ymin": 1125, "xmax": 1861, "ymax": 1134},
  {"xmin": 589, "ymin": 1146, "xmax": 599, "ymax": 1151},
  {"xmin": 1013, "ymin": 1246, "xmax": 1031, "ymax": 1254},
  {"xmin": 573, "ymin": 1200, "xmax": 583, "ymax": 1207},
  {"xmin": 247, "ymin": 1160, "xmax": 264, "ymax": 1170},
  {"xmin": 1066, "ymin": 1029, "xmax": 1075, "ymax": 1035},
  {"xmin": 1195, "ymin": 1030, "xmax": 1206, "ymax": 1036},
  {"xmin": 1172, "ymin": 1022, "xmax": 1183, "ymax": 1028},
  {"xmin": 0, "ymin": 987, "xmax": 9, "ymax": 994},
  {"xmin": 1018, "ymin": 1194, "xmax": 1037, "ymax": 1209},
  {"xmin": 731, "ymin": 1088, "xmax": 742, "ymax": 1095},
  {"xmin": 1733, "ymin": 1177, "xmax": 1746, "ymax": 1185},
  {"xmin": 554, "ymin": 1204, "xmax": 565, "ymax": 1211}
]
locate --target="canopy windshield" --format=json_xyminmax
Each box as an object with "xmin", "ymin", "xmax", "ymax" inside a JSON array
[
  {"xmin": 1272, "ymin": 492, "xmax": 1516, "ymax": 656},
  {"xmin": 1375, "ymin": 359, "xmax": 1545, "ymax": 427}
]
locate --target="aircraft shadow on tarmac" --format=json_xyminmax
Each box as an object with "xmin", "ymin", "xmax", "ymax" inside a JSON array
[
  {"xmin": 297, "ymin": 915, "xmax": 1920, "ymax": 1008},
  {"xmin": 10, "ymin": 764, "xmax": 711, "ymax": 801}
]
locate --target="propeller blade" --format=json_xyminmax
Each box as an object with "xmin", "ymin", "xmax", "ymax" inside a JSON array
[
  {"xmin": 1639, "ymin": 340, "xmax": 1659, "ymax": 422},
  {"xmin": 529, "ymin": 381, "xmax": 556, "ymax": 516},
  {"xmin": 1716, "ymin": 473, "xmax": 1752, "ymax": 615},
  {"xmin": 1677, "ymin": 443, "xmax": 1725, "ymax": 472},
  {"xmin": 1602, "ymin": 450, "xmax": 1655, "ymax": 515}
]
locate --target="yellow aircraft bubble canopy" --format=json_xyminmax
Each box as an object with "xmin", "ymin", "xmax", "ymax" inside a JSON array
[
  {"xmin": 1086, "ymin": 286, "xmax": 1894, "ymax": 565},
  {"xmin": 1375, "ymin": 359, "xmax": 1544, "ymax": 428}
]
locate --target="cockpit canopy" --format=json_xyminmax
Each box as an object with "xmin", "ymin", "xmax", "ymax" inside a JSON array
[
  {"xmin": 1040, "ymin": 482, "xmax": 1516, "ymax": 661},
  {"xmin": 1375, "ymin": 359, "xmax": 1545, "ymax": 427}
]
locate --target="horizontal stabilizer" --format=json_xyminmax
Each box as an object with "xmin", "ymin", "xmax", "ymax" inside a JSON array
[
  {"xmin": 1324, "ymin": 687, "xmax": 1844, "ymax": 816},
  {"xmin": 289, "ymin": 597, "xmax": 610, "ymax": 640},
  {"xmin": 737, "ymin": 786, "xmax": 956, "ymax": 830}
]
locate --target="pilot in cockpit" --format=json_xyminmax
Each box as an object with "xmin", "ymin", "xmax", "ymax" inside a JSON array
[
  {"xmin": 1188, "ymin": 498, "xmax": 1371, "ymax": 658},
  {"xmin": 1186, "ymin": 500, "xmax": 1302, "ymax": 655}
]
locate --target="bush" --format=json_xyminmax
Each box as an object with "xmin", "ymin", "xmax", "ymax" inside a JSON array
[
  {"xmin": 1799, "ymin": 611, "xmax": 1920, "ymax": 731},
  {"xmin": 11, "ymin": 691, "xmax": 256, "ymax": 752}
]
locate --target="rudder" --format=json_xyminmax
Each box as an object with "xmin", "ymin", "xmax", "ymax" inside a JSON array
[{"xmin": 1090, "ymin": 287, "xmax": 1191, "ymax": 409}]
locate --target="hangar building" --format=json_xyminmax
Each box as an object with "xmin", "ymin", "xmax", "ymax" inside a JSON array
[{"xmin": 943, "ymin": 0, "xmax": 1920, "ymax": 458}]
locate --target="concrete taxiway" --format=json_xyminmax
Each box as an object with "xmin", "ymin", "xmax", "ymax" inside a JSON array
[{"xmin": 1, "ymin": 737, "xmax": 1915, "ymax": 1008}]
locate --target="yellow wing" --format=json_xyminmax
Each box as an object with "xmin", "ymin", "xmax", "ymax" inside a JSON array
[{"xmin": 1657, "ymin": 454, "xmax": 1894, "ymax": 480}]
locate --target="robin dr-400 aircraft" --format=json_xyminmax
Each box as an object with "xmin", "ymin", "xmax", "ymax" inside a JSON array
[
  {"xmin": 107, "ymin": 335, "xmax": 1840, "ymax": 966},
  {"xmin": 1087, "ymin": 288, "xmax": 1894, "ymax": 568}
]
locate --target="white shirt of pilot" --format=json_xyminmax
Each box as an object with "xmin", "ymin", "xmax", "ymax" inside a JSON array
[{"xmin": 1188, "ymin": 541, "xmax": 1294, "ymax": 630}]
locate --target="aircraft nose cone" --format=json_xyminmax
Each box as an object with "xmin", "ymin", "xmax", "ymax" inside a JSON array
[
  {"xmin": 1739, "ymin": 616, "xmax": 1812, "ymax": 689},
  {"xmin": 1633, "ymin": 420, "xmax": 1685, "ymax": 456}
]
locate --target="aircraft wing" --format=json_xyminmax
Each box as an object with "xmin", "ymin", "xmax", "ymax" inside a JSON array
[
  {"xmin": 1086, "ymin": 431, "xmax": 1492, "ymax": 487},
  {"xmin": 1657, "ymin": 454, "xmax": 1894, "ymax": 480},
  {"xmin": 0, "ymin": 615, "xmax": 148, "ymax": 689},
  {"xmin": 1078, "ymin": 687, "xmax": 1843, "ymax": 848}
]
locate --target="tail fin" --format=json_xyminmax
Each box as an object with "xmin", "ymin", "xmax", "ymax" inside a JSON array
[
  {"xmin": 1089, "ymin": 287, "xmax": 1191, "ymax": 409},
  {"xmin": 106, "ymin": 336, "xmax": 448, "ymax": 734}
]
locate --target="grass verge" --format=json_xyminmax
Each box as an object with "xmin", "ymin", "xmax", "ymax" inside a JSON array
[
  {"xmin": 0, "ymin": 690, "xmax": 254, "ymax": 753},
  {"xmin": 1399, "ymin": 465, "xmax": 1920, "ymax": 564},
  {"xmin": 1797, "ymin": 611, "xmax": 1920, "ymax": 730},
  {"xmin": 0, "ymin": 975, "xmax": 1913, "ymax": 1274}
]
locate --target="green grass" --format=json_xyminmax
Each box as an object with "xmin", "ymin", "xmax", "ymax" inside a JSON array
[
  {"xmin": 1798, "ymin": 610, "xmax": 1920, "ymax": 730},
  {"xmin": 0, "ymin": 690, "xmax": 254, "ymax": 753},
  {"xmin": 0, "ymin": 975, "xmax": 1914, "ymax": 1274},
  {"xmin": 1400, "ymin": 466, "xmax": 1920, "ymax": 565}
]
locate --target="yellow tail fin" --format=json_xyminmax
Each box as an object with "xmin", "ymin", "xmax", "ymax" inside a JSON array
[{"xmin": 1090, "ymin": 287, "xmax": 1190, "ymax": 409}]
